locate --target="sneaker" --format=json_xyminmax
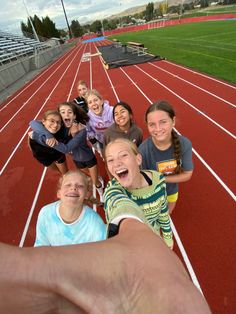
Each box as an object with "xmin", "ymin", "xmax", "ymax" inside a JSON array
[{"xmin": 96, "ymin": 176, "xmax": 104, "ymax": 203}]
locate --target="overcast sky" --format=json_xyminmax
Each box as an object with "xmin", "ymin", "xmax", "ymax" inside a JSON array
[{"xmin": 0, "ymin": 0, "xmax": 151, "ymax": 34}]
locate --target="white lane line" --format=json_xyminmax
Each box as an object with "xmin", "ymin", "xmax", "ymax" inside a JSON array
[
  {"xmin": 149, "ymin": 62, "xmax": 236, "ymax": 108},
  {"xmin": 117, "ymin": 65, "xmax": 236, "ymax": 294},
  {"xmin": 19, "ymin": 44, "xmax": 89, "ymax": 246},
  {"xmin": 19, "ymin": 168, "xmax": 47, "ymax": 247},
  {"xmin": 0, "ymin": 47, "xmax": 83, "ymax": 176},
  {"xmin": 0, "ymin": 47, "xmax": 82, "ymax": 133},
  {"xmin": 164, "ymin": 60, "xmax": 236, "ymax": 90},
  {"xmin": 170, "ymin": 218, "xmax": 204, "ymax": 295},
  {"xmin": 135, "ymin": 65, "xmax": 236, "ymax": 140}
]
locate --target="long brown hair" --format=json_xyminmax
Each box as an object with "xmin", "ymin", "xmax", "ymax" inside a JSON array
[
  {"xmin": 57, "ymin": 102, "xmax": 89, "ymax": 124},
  {"xmin": 145, "ymin": 100, "xmax": 182, "ymax": 174}
]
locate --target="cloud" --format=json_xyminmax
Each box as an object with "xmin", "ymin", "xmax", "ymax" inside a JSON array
[{"xmin": 0, "ymin": 0, "xmax": 149, "ymax": 34}]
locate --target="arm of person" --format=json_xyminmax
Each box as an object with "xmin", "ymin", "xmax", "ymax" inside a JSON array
[
  {"xmin": 29, "ymin": 120, "xmax": 54, "ymax": 139},
  {"xmin": 0, "ymin": 219, "xmax": 211, "ymax": 314},
  {"xmin": 165, "ymin": 137, "xmax": 194, "ymax": 183},
  {"xmin": 47, "ymin": 129, "xmax": 86, "ymax": 154},
  {"xmin": 86, "ymin": 121, "xmax": 96, "ymax": 141},
  {"xmin": 165, "ymin": 169, "xmax": 193, "ymax": 183},
  {"xmin": 104, "ymin": 180, "xmax": 148, "ymax": 229},
  {"xmin": 157, "ymin": 192, "xmax": 174, "ymax": 249}
]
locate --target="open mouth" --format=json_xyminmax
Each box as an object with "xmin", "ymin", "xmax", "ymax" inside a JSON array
[
  {"xmin": 115, "ymin": 169, "xmax": 128, "ymax": 179},
  {"xmin": 63, "ymin": 118, "xmax": 72, "ymax": 127}
]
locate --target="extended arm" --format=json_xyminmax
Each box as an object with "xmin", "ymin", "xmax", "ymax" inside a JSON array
[{"xmin": 0, "ymin": 220, "xmax": 211, "ymax": 314}]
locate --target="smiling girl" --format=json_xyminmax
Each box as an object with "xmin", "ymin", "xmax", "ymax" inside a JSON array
[
  {"xmin": 139, "ymin": 100, "xmax": 194, "ymax": 214},
  {"xmin": 34, "ymin": 170, "xmax": 106, "ymax": 246},
  {"xmin": 30, "ymin": 103, "xmax": 104, "ymax": 201},
  {"xmin": 73, "ymin": 80, "xmax": 88, "ymax": 112},
  {"xmin": 28, "ymin": 110, "xmax": 68, "ymax": 174},
  {"xmin": 103, "ymin": 101, "xmax": 143, "ymax": 147},
  {"xmin": 104, "ymin": 138, "xmax": 173, "ymax": 249},
  {"xmin": 86, "ymin": 89, "xmax": 114, "ymax": 149}
]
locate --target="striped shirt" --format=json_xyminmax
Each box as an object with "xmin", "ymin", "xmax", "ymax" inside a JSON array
[{"xmin": 104, "ymin": 170, "xmax": 173, "ymax": 248}]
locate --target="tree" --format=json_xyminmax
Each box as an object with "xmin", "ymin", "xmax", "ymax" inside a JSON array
[
  {"xmin": 200, "ymin": 0, "xmax": 209, "ymax": 8},
  {"xmin": 70, "ymin": 20, "xmax": 83, "ymax": 37},
  {"xmin": 90, "ymin": 20, "xmax": 102, "ymax": 33},
  {"xmin": 145, "ymin": 2, "xmax": 154, "ymax": 21},
  {"xmin": 42, "ymin": 16, "xmax": 60, "ymax": 38},
  {"xmin": 33, "ymin": 15, "xmax": 44, "ymax": 38}
]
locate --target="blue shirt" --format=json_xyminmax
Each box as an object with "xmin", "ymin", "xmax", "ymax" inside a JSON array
[{"xmin": 34, "ymin": 201, "xmax": 106, "ymax": 246}]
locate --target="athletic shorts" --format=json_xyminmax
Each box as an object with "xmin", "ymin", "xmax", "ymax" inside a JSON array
[
  {"xmin": 167, "ymin": 192, "xmax": 178, "ymax": 203},
  {"xmin": 29, "ymin": 139, "xmax": 66, "ymax": 167},
  {"xmin": 74, "ymin": 155, "xmax": 97, "ymax": 169}
]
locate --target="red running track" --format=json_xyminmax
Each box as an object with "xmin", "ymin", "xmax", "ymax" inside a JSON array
[{"xmin": 0, "ymin": 39, "xmax": 235, "ymax": 314}]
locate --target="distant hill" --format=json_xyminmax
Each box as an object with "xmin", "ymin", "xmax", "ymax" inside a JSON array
[{"xmin": 108, "ymin": 0, "xmax": 183, "ymax": 19}]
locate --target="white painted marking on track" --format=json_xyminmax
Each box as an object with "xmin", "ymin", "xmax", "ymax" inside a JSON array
[
  {"xmin": 135, "ymin": 65, "xmax": 236, "ymax": 140},
  {"xmin": 164, "ymin": 60, "xmax": 236, "ymax": 90},
  {"xmin": 149, "ymin": 62, "xmax": 236, "ymax": 108},
  {"xmin": 19, "ymin": 168, "xmax": 47, "ymax": 247}
]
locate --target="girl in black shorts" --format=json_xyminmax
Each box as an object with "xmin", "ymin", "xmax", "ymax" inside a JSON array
[
  {"xmin": 30, "ymin": 103, "xmax": 104, "ymax": 201},
  {"xmin": 28, "ymin": 110, "xmax": 68, "ymax": 174}
]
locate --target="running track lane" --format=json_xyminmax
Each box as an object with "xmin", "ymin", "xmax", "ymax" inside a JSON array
[{"xmin": 0, "ymin": 40, "xmax": 235, "ymax": 313}]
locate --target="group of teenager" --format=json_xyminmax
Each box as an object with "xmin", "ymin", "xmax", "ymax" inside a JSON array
[
  {"xmin": 28, "ymin": 79, "xmax": 193, "ymax": 249},
  {"xmin": 0, "ymin": 80, "xmax": 211, "ymax": 313}
]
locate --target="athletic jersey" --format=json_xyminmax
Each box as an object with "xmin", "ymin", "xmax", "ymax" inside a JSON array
[{"xmin": 34, "ymin": 201, "xmax": 106, "ymax": 246}]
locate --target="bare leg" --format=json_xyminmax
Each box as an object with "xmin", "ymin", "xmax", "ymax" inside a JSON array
[
  {"xmin": 87, "ymin": 164, "xmax": 100, "ymax": 187},
  {"xmin": 48, "ymin": 161, "xmax": 68, "ymax": 175}
]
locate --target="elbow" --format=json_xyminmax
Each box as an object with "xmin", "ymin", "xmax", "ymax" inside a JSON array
[{"xmin": 184, "ymin": 170, "xmax": 193, "ymax": 182}]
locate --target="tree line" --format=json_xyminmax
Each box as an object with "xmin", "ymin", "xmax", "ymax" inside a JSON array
[{"xmin": 21, "ymin": 1, "xmax": 236, "ymax": 40}]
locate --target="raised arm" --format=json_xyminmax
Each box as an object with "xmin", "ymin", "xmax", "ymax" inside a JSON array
[{"xmin": 0, "ymin": 219, "xmax": 211, "ymax": 314}]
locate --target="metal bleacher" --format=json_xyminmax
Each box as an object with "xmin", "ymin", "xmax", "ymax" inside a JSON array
[{"xmin": 0, "ymin": 30, "xmax": 50, "ymax": 65}]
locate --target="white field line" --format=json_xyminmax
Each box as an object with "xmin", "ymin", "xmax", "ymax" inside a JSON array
[
  {"xmin": 149, "ymin": 62, "xmax": 236, "ymax": 108},
  {"xmin": 119, "ymin": 65, "xmax": 236, "ymax": 293},
  {"xmin": 96, "ymin": 45, "xmax": 120, "ymax": 103},
  {"xmin": 170, "ymin": 218, "xmax": 204, "ymax": 296},
  {"xmin": 121, "ymin": 66, "xmax": 235, "ymax": 201},
  {"xmin": 90, "ymin": 43, "xmax": 97, "ymax": 209},
  {"xmin": 0, "ymin": 47, "xmax": 82, "ymax": 133},
  {"xmin": 67, "ymin": 44, "xmax": 88, "ymax": 101},
  {"xmin": 19, "ymin": 168, "xmax": 47, "ymax": 247},
  {"xmin": 119, "ymin": 66, "xmax": 203, "ymax": 292},
  {"xmin": 0, "ymin": 47, "xmax": 76, "ymax": 112},
  {"xmin": 18, "ymin": 44, "xmax": 87, "ymax": 246},
  {"xmin": 164, "ymin": 60, "xmax": 236, "ymax": 90},
  {"xmin": 135, "ymin": 65, "xmax": 236, "ymax": 140},
  {"xmin": 0, "ymin": 47, "xmax": 82, "ymax": 176}
]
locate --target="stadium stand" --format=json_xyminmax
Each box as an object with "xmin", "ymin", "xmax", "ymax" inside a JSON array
[{"xmin": 0, "ymin": 30, "xmax": 50, "ymax": 65}]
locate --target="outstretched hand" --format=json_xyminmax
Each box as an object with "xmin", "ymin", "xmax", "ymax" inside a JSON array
[{"xmin": 0, "ymin": 220, "xmax": 211, "ymax": 314}]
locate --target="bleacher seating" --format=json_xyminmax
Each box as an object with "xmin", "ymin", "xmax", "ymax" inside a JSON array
[{"xmin": 0, "ymin": 30, "xmax": 51, "ymax": 65}]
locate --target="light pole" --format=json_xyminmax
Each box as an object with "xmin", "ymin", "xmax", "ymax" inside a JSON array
[
  {"xmin": 60, "ymin": 0, "xmax": 72, "ymax": 39},
  {"xmin": 22, "ymin": 0, "xmax": 40, "ymax": 41}
]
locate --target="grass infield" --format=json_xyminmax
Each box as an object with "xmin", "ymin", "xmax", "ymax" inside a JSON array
[{"xmin": 108, "ymin": 20, "xmax": 236, "ymax": 84}]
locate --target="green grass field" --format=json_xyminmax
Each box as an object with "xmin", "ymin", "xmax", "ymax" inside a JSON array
[{"xmin": 108, "ymin": 20, "xmax": 236, "ymax": 84}]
